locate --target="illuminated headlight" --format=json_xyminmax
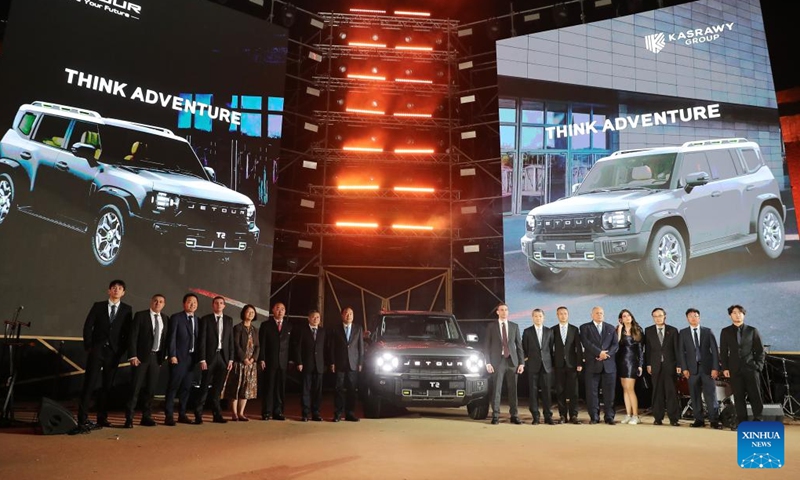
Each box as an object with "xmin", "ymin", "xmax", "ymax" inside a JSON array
[
  {"xmin": 151, "ymin": 192, "xmax": 180, "ymax": 213},
  {"xmin": 602, "ymin": 210, "xmax": 630, "ymax": 230},
  {"xmin": 376, "ymin": 353, "xmax": 399, "ymax": 372},
  {"xmin": 525, "ymin": 214, "xmax": 536, "ymax": 232},
  {"xmin": 465, "ymin": 354, "xmax": 485, "ymax": 373}
]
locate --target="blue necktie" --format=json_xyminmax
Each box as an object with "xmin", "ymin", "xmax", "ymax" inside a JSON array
[
  {"xmin": 345, "ymin": 325, "xmax": 350, "ymax": 342},
  {"xmin": 693, "ymin": 328, "xmax": 701, "ymax": 362}
]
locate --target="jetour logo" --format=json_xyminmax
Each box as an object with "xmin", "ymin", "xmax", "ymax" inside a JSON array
[
  {"xmin": 644, "ymin": 21, "xmax": 735, "ymax": 54},
  {"xmin": 644, "ymin": 33, "xmax": 666, "ymax": 54},
  {"xmin": 71, "ymin": 0, "xmax": 143, "ymax": 21}
]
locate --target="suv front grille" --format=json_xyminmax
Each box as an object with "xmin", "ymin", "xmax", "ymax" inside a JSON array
[
  {"xmin": 401, "ymin": 356, "xmax": 468, "ymax": 375},
  {"xmin": 536, "ymin": 214, "xmax": 602, "ymax": 235},
  {"xmin": 180, "ymin": 198, "xmax": 249, "ymax": 229}
]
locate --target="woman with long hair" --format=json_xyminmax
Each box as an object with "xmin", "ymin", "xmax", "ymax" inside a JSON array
[
  {"xmin": 616, "ymin": 309, "xmax": 644, "ymax": 424},
  {"xmin": 224, "ymin": 304, "xmax": 260, "ymax": 421}
]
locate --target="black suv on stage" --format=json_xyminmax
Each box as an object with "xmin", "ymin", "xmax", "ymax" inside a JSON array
[
  {"xmin": 0, "ymin": 101, "xmax": 259, "ymax": 266},
  {"xmin": 362, "ymin": 311, "xmax": 490, "ymax": 419}
]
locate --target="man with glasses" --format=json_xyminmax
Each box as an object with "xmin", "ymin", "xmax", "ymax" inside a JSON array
[{"xmin": 644, "ymin": 307, "xmax": 681, "ymax": 426}]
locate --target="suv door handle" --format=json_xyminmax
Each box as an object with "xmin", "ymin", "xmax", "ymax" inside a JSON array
[
  {"xmin": 711, "ymin": 191, "xmax": 721, "ymax": 197},
  {"xmin": 745, "ymin": 185, "xmax": 756, "ymax": 191},
  {"xmin": 56, "ymin": 161, "xmax": 70, "ymax": 171},
  {"xmin": 20, "ymin": 151, "xmax": 32, "ymax": 160}
]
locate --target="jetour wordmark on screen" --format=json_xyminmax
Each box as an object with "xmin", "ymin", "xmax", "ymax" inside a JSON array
[{"xmin": 63, "ymin": 67, "xmax": 242, "ymax": 126}]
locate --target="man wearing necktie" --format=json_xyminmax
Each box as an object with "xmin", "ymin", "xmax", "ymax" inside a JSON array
[
  {"xmin": 484, "ymin": 303, "xmax": 525, "ymax": 425},
  {"xmin": 196, "ymin": 296, "xmax": 234, "ymax": 424},
  {"xmin": 165, "ymin": 293, "xmax": 201, "ymax": 426},
  {"xmin": 679, "ymin": 308, "xmax": 722, "ymax": 429},
  {"xmin": 522, "ymin": 308, "xmax": 555, "ymax": 425},
  {"xmin": 329, "ymin": 306, "xmax": 364, "ymax": 422},
  {"xmin": 579, "ymin": 306, "xmax": 619, "ymax": 425},
  {"xmin": 296, "ymin": 309, "xmax": 327, "ymax": 421},
  {"xmin": 259, "ymin": 302, "xmax": 293, "ymax": 421},
  {"xmin": 719, "ymin": 305, "xmax": 765, "ymax": 429},
  {"xmin": 78, "ymin": 279, "xmax": 133, "ymax": 428},
  {"xmin": 551, "ymin": 306, "xmax": 583, "ymax": 424},
  {"xmin": 125, "ymin": 294, "xmax": 168, "ymax": 428},
  {"xmin": 644, "ymin": 307, "xmax": 682, "ymax": 427}
]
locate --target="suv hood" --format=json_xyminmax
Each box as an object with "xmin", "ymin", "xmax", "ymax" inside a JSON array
[
  {"xmin": 105, "ymin": 165, "xmax": 253, "ymax": 205},
  {"xmin": 531, "ymin": 190, "xmax": 659, "ymax": 215},
  {"xmin": 375, "ymin": 340, "xmax": 479, "ymax": 357}
]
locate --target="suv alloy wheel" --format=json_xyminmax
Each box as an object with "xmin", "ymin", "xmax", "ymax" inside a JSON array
[{"xmin": 91, "ymin": 204, "xmax": 125, "ymax": 266}]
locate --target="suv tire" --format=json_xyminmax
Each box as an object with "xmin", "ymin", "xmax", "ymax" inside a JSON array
[
  {"xmin": 0, "ymin": 173, "xmax": 15, "ymax": 227},
  {"xmin": 638, "ymin": 225, "xmax": 686, "ymax": 289},
  {"xmin": 528, "ymin": 259, "xmax": 567, "ymax": 283},
  {"xmin": 753, "ymin": 205, "xmax": 784, "ymax": 259},
  {"xmin": 467, "ymin": 399, "xmax": 489, "ymax": 420},
  {"xmin": 91, "ymin": 204, "xmax": 125, "ymax": 266}
]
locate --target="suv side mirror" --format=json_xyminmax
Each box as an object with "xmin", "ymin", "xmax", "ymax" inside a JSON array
[
  {"xmin": 466, "ymin": 334, "xmax": 479, "ymax": 343},
  {"xmin": 684, "ymin": 171, "xmax": 709, "ymax": 194},
  {"xmin": 71, "ymin": 142, "xmax": 97, "ymax": 162},
  {"xmin": 203, "ymin": 166, "xmax": 217, "ymax": 182},
  {"xmin": 571, "ymin": 183, "xmax": 581, "ymax": 194}
]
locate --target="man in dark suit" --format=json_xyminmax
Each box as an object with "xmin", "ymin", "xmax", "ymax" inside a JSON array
[
  {"xmin": 259, "ymin": 302, "xmax": 294, "ymax": 421},
  {"xmin": 164, "ymin": 293, "xmax": 201, "ymax": 426},
  {"xmin": 195, "ymin": 296, "xmax": 234, "ymax": 424},
  {"xmin": 644, "ymin": 307, "xmax": 682, "ymax": 427},
  {"xmin": 78, "ymin": 279, "xmax": 133, "ymax": 427},
  {"xmin": 551, "ymin": 306, "xmax": 582, "ymax": 424},
  {"xmin": 679, "ymin": 307, "xmax": 722, "ymax": 429},
  {"xmin": 720, "ymin": 304, "xmax": 765, "ymax": 429},
  {"xmin": 296, "ymin": 309, "xmax": 326, "ymax": 422},
  {"xmin": 328, "ymin": 306, "xmax": 364, "ymax": 422},
  {"xmin": 579, "ymin": 306, "xmax": 619, "ymax": 425},
  {"xmin": 125, "ymin": 294, "xmax": 168, "ymax": 428},
  {"xmin": 484, "ymin": 303, "xmax": 525, "ymax": 425},
  {"xmin": 522, "ymin": 308, "xmax": 554, "ymax": 425}
]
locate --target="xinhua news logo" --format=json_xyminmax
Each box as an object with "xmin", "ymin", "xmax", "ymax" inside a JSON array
[
  {"xmin": 644, "ymin": 33, "xmax": 666, "ymax": 54},
  {"xmin": 737, "ymin": 421, "xmax": 784, "ymax": 469}
]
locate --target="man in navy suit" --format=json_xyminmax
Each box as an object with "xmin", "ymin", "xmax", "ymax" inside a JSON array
[
  {"xmin": 125, "ymin": 293, "xmax": 168, "ymax": 428},
  {"xmin": 259, "ymin": 302, "xmax": 294, "ymax": 421},
  {"xmin": 551, "ymin": 306, "xmax": 583, "ymax": 424},
  {"xmin": 522, "ymin": 308, "xmax": 554, "ymax": 425},
  {"xmin": 579, "ymin": 306, "xmax": 619, "ymax": 425},
  {"xmin": 679, "ymin": 307, "xmax": 722, "ymax": 429},
  {"xmin": 78, "ymin": 279, "xmax": 133, "ymax": 427},
  {"xmin": 296, "ymin": 309, "xmax": 326, "ymax": 422},
  {"xmin": 195, "ymin": 296, "xmax": 234, "ymax": 424},
  {"xmin": 328, "ymin": 306, "xmax": 364, "ymax": 422},
  {"xmin": 164, "ymin": 293, "xmax": 201, "ymax": 426}
]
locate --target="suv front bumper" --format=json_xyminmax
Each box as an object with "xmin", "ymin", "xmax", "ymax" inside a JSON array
[
  {"xmin": 135, "ymin": 214, "xmax": 260, "ymax": 254},
  {"xmin": 521, "ymin": 231, "xmax": 648, "ymax": 268},
  {"xmin": 370, "ymin": 372, "xmax": 489, "ymax": 408}
]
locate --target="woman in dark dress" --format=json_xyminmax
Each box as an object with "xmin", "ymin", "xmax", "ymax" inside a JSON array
[
  {"xmin": 225, "ymin": 304, "xmax": 260, "ymax": 421},
  {"xmin": 616, "ymin": 309, "xmax": 644, "ymax": 424}
]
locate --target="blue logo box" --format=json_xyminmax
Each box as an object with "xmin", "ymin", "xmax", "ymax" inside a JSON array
[{"xmin": 737, "ymin": 421, "xmax": 784, "ymax": 469}]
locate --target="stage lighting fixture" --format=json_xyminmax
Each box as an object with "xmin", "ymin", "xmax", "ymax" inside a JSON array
[
  {"xmin": 371, "ymin": 67, "xmax": 379, "ymax": 74},
  {"xmin": 392, "ymin": 224, "xmax": 434, "ymax": 231},
  {"xmin": 523, "ymin": 12, "xmax": 541, "ymax": 22},
  {"xmin": 338, "ymin": 65, "xmax": 347, "ymax": 73},
  {"xmin": 343, "ymin": 146, "xmax": 383, "ymax": 152},
  {"xmin": 370, "ymin": 100, "xmax": 379, "ymax": 107},
  {"xmin": 395, "ymin": 148, "xmax": 434, "ymax": 154},
  {"xmin": 393, "ymin": 112, "xmax": 432, "ymax": 118},
  {"xmin": 395, "ymin": 78, "xmax": 433, "ymax": 84},
  {"xmin": 280, "ymin": 3, "xmax": 297, "ymax": 27},
  {"xmin": 457, "ymin": 28, "xmax": 473, "ymax": 37},
  {"xmin": 350, "ymin": 8, "xmax": 386, "ymax": 14},
  {"xmin": 395, "ymin": 45, "xmax": 433, "ymax": 51},
  {"xmin": 553, "ymin": 3, "xmax": 569, "ymax": 27},
  {"xmin": 486, "ymin": 18, "xmax": 501, "ymax": 40},
  {"xmin": 310, "ymin": 18, "xmax": 324, "ymax": 29},
  {"xmin": 406, "ymin": 102, "xmax": 415, "ymax": 109},
  {"xmin": 349, "ymin": 41, "xmax": 387, "ymax": 48},
  {"xmin": 338, "ymin": 31, "xmax": 348, "ymax": 40},
  {"xmin": 404, "ymin": 68, "xmax": 413, "ymax": 76},
  {"xmin": 458, "ymin": 61, "xmax": 473, "ymax": 70},
  {"xmin": 371, "ymin": 33, "xmax": 380, "ymax": 41},
  {"xmin": 336, "ymin": 98, "xmax": 345, "ymax": 105},
  {"xmin": 394, "ymin": 187, "xmax": 435, "ymax": 193},
  {"xmin": 337, "ymin": 185, "xmax": 380, "ymax": 190},
  {"xmin": 345, "ymin": 108, "xmax": 385, "ymax": 115},
  {"xmin": 336, "ymin": 221, "xmax": 379, "ymax": 228},
  {"xmin": 347, "ymin": 73, "xmax": 386, "ymax": 81},
  {"xmin": 298, "ymin": 240, "xmax": 313, "ymax": 249},
  {"xmin": 394, "ymin": 10, "xmax": 430, "ymax": 17}
]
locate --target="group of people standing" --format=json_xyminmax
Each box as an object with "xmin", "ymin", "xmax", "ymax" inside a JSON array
[
  {"xmin": 485, "ymin": 303, "xmax": 766, "ymax": 431},
  {"xmin": 78, "ymin": 279, "xmax": 365, "ymax": 431}
]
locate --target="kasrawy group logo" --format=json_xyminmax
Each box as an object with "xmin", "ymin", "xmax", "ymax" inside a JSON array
[
  {"xmin": 70, "ymin": 0, "xmax": 143, "ymax": 21},
  {"xmin": 644, "ymin": 21, "xmax": 735, "ymax": 53}
]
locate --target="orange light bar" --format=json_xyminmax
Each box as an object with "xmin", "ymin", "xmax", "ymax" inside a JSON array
[
  {"xmin": 394, "ymin": 187, "xmax": 435, "ymax": 193},
  {"xmin": 336, "ymin": 221, "xmax": 379, "ymax": 228},
  {"xmin": 350, "ymin": 8, "xmax": 387, "ymax": 14},
  {"xmin": 395, "ymin": 45, "xmax": 433, "ymax": 51},
  {"xmin": 347, "ymin": 73, "xmax": 386, "ymax": 81},
  {"xmin": 343, "ymin": 146, "xmax": 383, "ymax": 153},
  {"xmin": 394, "ymin": 78, "xmax": 433, "ymax": 84},
  {"xmin": 346, "ymin": 108, "xmax": 385, "ymax": 115},
  {"xmin": 338, "ymin": 185, "xmax": 380, "ymax": 190},
  {"xmin": 393, "ymin": 112, "xmax": 433, "ymax": 118},
  {"xmin": 394, "ymin": 148, "xmax": 435, "ymax": 154},
  {"xmin": 394, "ymin": 11, "xmax": 431, "ymax": 17},
  {"xmin": 392, "ymin": 224, "xmax": 434, "ymax": 231},
  {"xmin": 348, "ymin": 41, "xmax": 387, "ymax": 48}
]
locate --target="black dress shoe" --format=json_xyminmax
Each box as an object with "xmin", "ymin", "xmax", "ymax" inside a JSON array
[
  {"xmin": 731, "ymin": 424, "xmax": 738, "ymax": 431},
  {"xmin": 670, "ymin": 420, "xmax": 680, "ymax": 427},
  {"xmin": 332, "ymin": 415, "xmax": 341, "ymax": 422},
  {"xmin": 491, "ymin": 416, "xmax": 500, "ymax": 425},
  {"xmin": 605, "ymin": 418, "xmax": 615, "ymax": 425},
  {"xmin": 345, "ymin": 415, "xmax": 360, "ymax": 422},
  {"xmin": 711, "ymin": 422, "xmax": 723, "ymax": 430},
  {"xmin": 261, "ymin": 414, "xmax": 270, "ymax": 421},
  {"xmin": 212, "ymin": 416, "xmax": 228, "ymax": 424},
  {"xmin": 571, "ymin": 418, "xmax": 581, "ymax": 425},
  {"xmin": 653, "ymin": 419, "xmax": 663, "ymax": 425},
  {"xmin": 301, "ymin": 416, "xmax": 309, "ymax": 422},
  {"xmin": 164, "ymin": 418, "xmax": 176, "ymax": 426},
  {"xmin": 510, "ymin": 417, "xmax": 522, "ymax": 425},
  {"xmin": 193, "ymin": 418, "xmax": 204, "ymax": 425},
  {"xmin": 589, "ymin": 419, "xmax": 599, "ymax": 425},
  {"xmin": 123, "ymin": 419, "xmax": 133, "ymax": 429},
  {"xmin": 312, "ymin": 414, "xmax": 322, "ymax": 422},
  {"xmin": 544, "ymin": 418, "xmax": 555, "ymax": 425},
  {"xmin": 273, "ymin": 414, "xmax": 286, "ymax": 421},
  {"xmin": 531, "ymin": 418, "xmax": 539, "ymax": 425},
  {"xmin": 178, "ymin": 415, "xmax": 193, "ymax": 424},
  {"xmin": 97, "ymin": 419, "xmax": 112, "ymax": 428},
  {"xmin": 690, "ymin": 421, "xmax": 705, "ymax": 428},
  {"xmin": 140, "ymin": 418, "xmax": 157, "ymax": 427}
]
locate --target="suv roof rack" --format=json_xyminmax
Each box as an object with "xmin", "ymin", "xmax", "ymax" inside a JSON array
[
  {"xmin": 107, "ymin": 118, "xmax": 175, "ymax": 136},
  {"xmin": 682, "ymin": 138, "xmax": 749, "ymax": 148},
  {"xmin": 609, "ymin": 147, "xmax": 659, "ymax": 157},
  {"xmin": 32, "ymin": 101, "xmax": 101, "ymax": 118}
]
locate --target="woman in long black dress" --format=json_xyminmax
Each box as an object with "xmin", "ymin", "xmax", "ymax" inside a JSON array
[
  {"xmin": 616, "ymin": 309, "xmax": 644, "ymax": 424},
  {"xmin": 225, "ymin": 304, "xmax": 260, "ymax": 421}
]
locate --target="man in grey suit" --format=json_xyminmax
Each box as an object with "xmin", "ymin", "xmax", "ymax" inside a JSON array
[
  {"xmin": 484, "ymin": 303, "xmax": 525, "ymax": 425},
  {"xmin": 644, "ymin": 307, "xmax": 682, "ymax": 426},
  {"xmin": 551, "ymin": 306, "xmax": 582, "ymax": 424},
  {"xmin": 579, "ymin": 306, "xmax": 619, "ymax": 425},
  {"xmin": 328, "ymin": 306, "xmax": 364, "ymax": 422},
  {"xmin": 522, "ymin": 308, "xmax": 555, "ymax": 424},
  {"xmin": 679, "ymin": 308, "xmax": 722, "ymax": 429},
  {"xmin": 720, "ymin": 304, "xmax": 765, "ymax": 429}
]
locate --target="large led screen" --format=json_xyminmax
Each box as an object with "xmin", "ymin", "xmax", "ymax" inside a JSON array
[
  {"xmin": 497, "ymin": 0, "xmax": 798, "ymax": 350},
  {"xmin": 0, "ymin": 0, "xmax": 287, "ymax": 344}
]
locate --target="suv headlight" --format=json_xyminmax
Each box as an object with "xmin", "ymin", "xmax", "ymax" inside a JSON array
[
  {"xmin": 525, "ymin": 214, "xmax": 537, "ymax": 232},
  {"xmin": 602, "ymin": 210, "xmax": 630, "ymax": 230},
  {"xmin": 151, "ymin": 191, "xmax": 180, "ymax": 213},
  {"xmin": 376, "ymin": 353, "xmax": 399, "ymax": 372},
  {"xmin": 246, "ymin": 204, "xmax": 256, "ymax": 228},
  {"xmin": 465, "ymin": 354, "xmax": 485, "ymax": 373}
]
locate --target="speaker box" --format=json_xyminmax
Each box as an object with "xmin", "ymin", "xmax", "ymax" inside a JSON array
[
  {"xmin": 748, "ymin": 403, "xmax": 784, "ymax": 422},
  {"xmin": 38, "ymin": 397, "xmax": 78, "ymax": 435}
]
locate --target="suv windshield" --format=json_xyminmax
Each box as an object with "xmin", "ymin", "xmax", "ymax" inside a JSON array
[
  {"xmin": 576, "ymin": 152, "xmax": 677, "ymax": 193},
  {"xmin": 90, "ymin": 124, "xmax": 208, "ymax": 179},
  {"xmin": 377, "ymin": 315, "xmax": 464, "ymax": 343}
]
